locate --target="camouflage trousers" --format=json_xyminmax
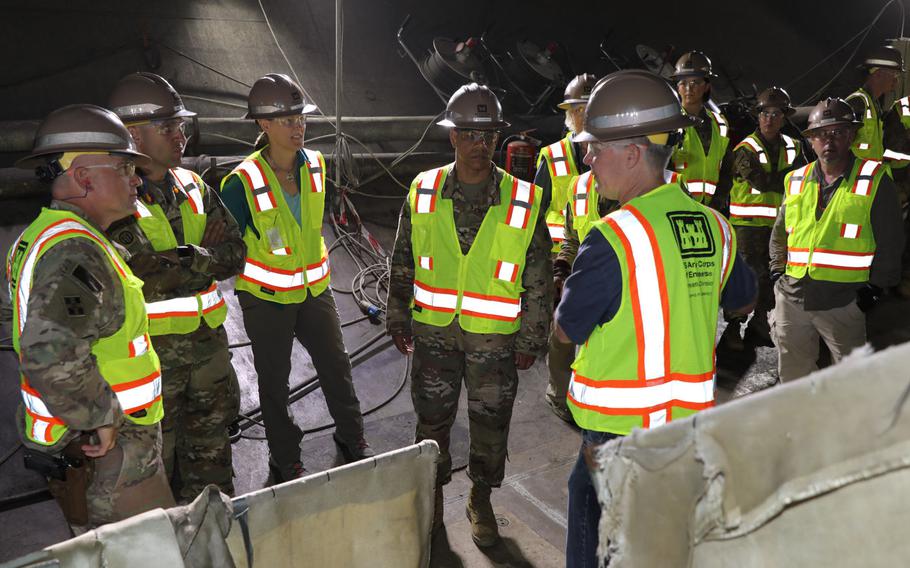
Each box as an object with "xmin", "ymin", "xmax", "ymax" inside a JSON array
[
  {"xmin": 411, "ymin": 322, "xmax": 519, "ymax": 488},
  {"xmin": 545, "ymin": 324, "xmax": 575, "ymax": 418},
  {"xmin": 725, "ymin": 225, "xmax": 773, "ymax": 337},
  {"xmin": 154, "ymin": 324, "xmax": 240, "ymax": 502},
  {"xmin": 87, "ymin": 421, "xmax": 174, "ymax": 527}
]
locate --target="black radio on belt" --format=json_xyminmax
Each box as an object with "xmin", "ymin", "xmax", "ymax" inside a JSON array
[{"xmin": 23, "ymin": 448, "xmax": 81, "ymax": 481}]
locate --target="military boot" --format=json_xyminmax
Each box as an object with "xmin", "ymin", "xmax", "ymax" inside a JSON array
[
  {"xmin": 721, "ymin": 318, "xmax": 745, "ymax": 351},
  {"xmin": 466, "ymin": 483, "xmax": 500, "ymax": 547}
]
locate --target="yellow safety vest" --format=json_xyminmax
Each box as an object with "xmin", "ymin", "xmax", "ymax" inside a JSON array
[
  {"xmin": 408, "ymin": 164, "xmax": 542, "ymax": 334},
  {"xmin": 8, "ymin": 209, "xmax": 163, "ymax": 446},
  {"xmin": 133, "ymin": 167, "xmax": 227, "ymax": 335},
  {"xmin": 222, "ymin": 147, "xmax": 330, "ymax": 304},
  {"xmin": 672, "ymin": 109, "xmax": 730, "ymax": 204},
  {"xmin": 729, "ymin": 133, "xmax": 800, "ymax": 227},
  {"xmin": 536, "ymin": 134, "xmax": 579, "ymax": 252},
  {"xmin": 568, "ymin": 184, "xmax": 734, "ymax": 435},
  {"xmin": 783, "ymin": 159, "xmax": 882, "ymax": 283}
]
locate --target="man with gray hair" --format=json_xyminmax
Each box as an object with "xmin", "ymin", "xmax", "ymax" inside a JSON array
[{"xmin": 553, "ymin": 70, "xmax": 756, "ymax": 566}]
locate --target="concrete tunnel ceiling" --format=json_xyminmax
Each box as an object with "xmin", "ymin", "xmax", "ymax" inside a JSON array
[{"xmin": 0, "ymin": 0, "xmax": 904, "ymax": 122}]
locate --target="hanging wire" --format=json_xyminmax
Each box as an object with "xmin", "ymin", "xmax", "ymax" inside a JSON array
[{"xmin": 158, "ymin": 42, "xmax": 252, "ymax": 88}]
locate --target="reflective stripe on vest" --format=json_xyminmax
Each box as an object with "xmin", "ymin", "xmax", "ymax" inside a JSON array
[
  {"xmin": 21, "ymin": 381, "xmax": 64, "ymax": 444},
  {"xmin": 460, "ymin": 291, "xmax": 521, "ymax": 322},
  {"xmin": 547, "ymin": 139, "xmax": 571, "ymax": 178},
  {"xmin": 787, "ymin": 248, "xmax": 874, "ymax": 270},
  {"xmin": 547, "ymin": 223, "xmax": 566, "ymax": 242},
  {"xmin": 495, "ymin": 260, "xmax": 519, "ymax": 282},
  {"xmin": 241, "ymin": 255, "xmax": 330, "ymax": 291},
  {"xmin": 304, "ymin": 149, "xmax": 325, "ymax": 193},
  {"xmin": 729, "ymin": 203, "xmax": 778, "ymax": 219},
  {"xmin": 172, "ymin": 168, "xmax": 204, "ymax": 214},
  {"xmin": 574, "ymin": 172, "xmax": 594, "ymax": 218},
  {"xmin": 787, "ymin": 164, "xmax": 810, "ymax": 195},
  {"xmin": 739, "ymin": 136, "xmax": 768, "ymax": 164},
  {"xmin": 708, "ymin": 207, "xmax": 734, "ymax": 286},
  {"xmin": 506, "ymin": 179, "xmax": 535, "ymax": 230},
  {"xmin": 236, "ymin": 160, "xmax": 276, "ymax": 212},
  {"xmin": 710, "ymin": 110, "xmax": 728, "ymax": 137},
  {"xmin": 146, "ymin": 295, "xmax": 198, "ymax": 319},
  {"xmin": 783, "ymin": 134, "xmax": 798, "ymax": 165},
  {"xmin": 686, "ymin": 181, "xmax": 717, "ymax": 196},
  {"xmin": 111, "ymin": 370, "xmax": 163, "ymax": 414},
  {"xmin": 413, "ymin": 280, "xmax": 458, "ymax": 312},
  {"xmin": 852, "ymin": 160, "xmax": 881, "ymax": 196},
  {"xmin": 415, "ymin": 168, "xmax": 445, "ymax": 213},
  {"xmin": 15, "ymin": 220, "xmax": 127, "ymax": 335},
  {"xmin": 135, "ymin": 201, "xmax": 153, "ymax": 218}
]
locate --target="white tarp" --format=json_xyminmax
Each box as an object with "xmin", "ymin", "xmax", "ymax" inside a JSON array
[
  {"xmin": 2, "ymin": 441, "xmax": 438, "ymax": 568},
  {"xmin": 591, "ymin": 343, "xmax": 910, "ymax": 567}
]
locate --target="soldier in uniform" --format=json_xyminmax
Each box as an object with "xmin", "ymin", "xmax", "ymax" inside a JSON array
[
  {"xmin": 534, "ymin": 73, "xmax": 598, "ymax": 423},
  {"xmin": 387, "ymin": 84, "xmax": 553, "ymax": 547},
  {"xmin": 7, "ymin": 104, "xmax": 175, "ymax": 527},
  {"xmin": 723, "ymin": 87, "xmax": 804, "ymax": 349},
  {"xmin": 104, "ymin": 73, "xmax": 244, "ymax": 502},
  {"xmin": 220, "ymin": 74, "xmax": 373, "ymax": 483}
]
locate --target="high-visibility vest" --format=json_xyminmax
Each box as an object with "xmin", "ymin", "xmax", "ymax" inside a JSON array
[
  {"xmin": 883, "ymin": 96, "xmax": 910, "ymax": 168},
  {"xmin": 222, "ymin": 147, "xmax": 330, "ymax": 304},
  {"xmin": 8, "ymin": 209, "xmax": 163, "ymax": 446},
  {"xmin": 569, "ymin": 171, "xmax": 605, "ymax": 243},
  {"xmin": 408, "ymin": 164, "xmax": 542, "ymax": 334},
  {"xmin": 783, "ymin": 159, "xmax": 882, "ymax": 283},
  {"xmin": 729, "ymin": 133, "xmax": 801, "ymax": 227},
  {"xmin": 536, "ymin": 134, "xmax": 579, "ymax": 252},
  {"xmin": 567, "ymin": 183, "xmax": 734, "ymax": 435},
  {"xmin": 672, "ymin": 109, "xmax": 730, "ymax": 204},
  {"xmin": 847, "ymin": 88, "xmax": 884, "ymax": 161},
  {"xmin": 133, "ymin": 168, "xmax": 227, "ymax": 335}
]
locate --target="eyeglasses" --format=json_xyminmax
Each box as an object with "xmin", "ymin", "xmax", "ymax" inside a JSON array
[
  {"xmin": 678, "ymin": 79, "xmax": 706, "ymax": 90},
  {"xmin": 150, "ymin": 119, "xmax": 188, "ymax": 137},
  {"xmin": 759, "ymin": 110, "xmax": 783, "ymax": 119},
  {"xmin": 588, "ymin": 141, "xmax": 633, "ymax": 154},
  {"xmin": 456, "ymin": 129, "xmax": 499, "ymax": 145},
  {"xmin": 272, "ymin": 115, "xmax": 307, "ymax": 128},
  {"xmin": 77, "ymin": 160, "xmax": 137, "ymax": 178},
  {"xmin": 809, "ymin": 128, "xmax": 851, "ymax": 140}
]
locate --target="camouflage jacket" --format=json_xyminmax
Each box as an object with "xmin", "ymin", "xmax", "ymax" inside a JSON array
[
  {"xmin": 12, "ymin": 201, "xmax": 129, "ymax": 449},
  {"xmin": 386, "ymin": 164, "xmax": 553, "ymax": 355},
  {"xmin": 106, "ymin": 171, "xmax": 245, "ymax": 302}
]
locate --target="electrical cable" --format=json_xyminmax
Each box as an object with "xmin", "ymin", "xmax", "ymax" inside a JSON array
[
  {"xmin": 0, "ymin": 443, "xmax": 22, "ymax": 468},
  {"xmin": 792, "ymin": 1, "xmax": 894, "ymax": 105},
  {"xmin": 158, "ymin": 42, "xmax": 253, "ymax": 89},
  {"xmin": 256, "ymin": 0, "xmax": 335, "ymax": 129}
]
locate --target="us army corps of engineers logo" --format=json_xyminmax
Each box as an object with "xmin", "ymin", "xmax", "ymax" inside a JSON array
[{"xmin": 666, "ymin": 212, "xmax": 715, "ymax": 258}]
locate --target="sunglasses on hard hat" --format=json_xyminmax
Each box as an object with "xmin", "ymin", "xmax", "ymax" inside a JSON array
[{"xmin": 456, "ymin": 129, "xmax": 499, "ymax": 145}]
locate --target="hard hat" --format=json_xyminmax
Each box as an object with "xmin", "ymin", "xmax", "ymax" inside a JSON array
[
  {"xmin": 108, "ymin": 72, "xmax": 196, "ymax": 124},
  {"xmin": 16, "ymin": 104, "xmax": 151, "ymax": 172},
  {"xmin": 557, "ymin": 73, "xmax": 599, "ymax": 110},
  {"xmin": 860, "ymin": 45, "xmax": 905, "ymax": 72},
  {"xmin": 754, "ymin": 86, "xmax": 795, "ymax": 116},
  {"xmin": 574, "ymin": 70, "xmax": 697, "ymax": 143},
  {"xmin": 436, "ymin": 83, "xmax": 510, "ymax": 130},
  {"xmin": 245, "ymin": 73, "xmax": 317, "ymax": 119},
  {"xmin": 670, "ymin": 51, "xmax": 717, "ymax": 81},
  {"xmin": 801, "ymin": 97, "xmax": 861, "ymax": 136}
]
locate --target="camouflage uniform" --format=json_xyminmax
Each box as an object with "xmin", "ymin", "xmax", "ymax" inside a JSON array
[
  {"xmin": 547, "ymin": 195, "xmax": 619, "ymax": 418},
  {"xmin": 386, "ymin": 166, "xmax": 553, "ymax": 488},
  {"xmin": 107, "ymin": 173, "xmax": 244, "ymax": 501},
  {"xmin": 728, "ymin": 133, "xmax": 801, "ymax": 340},
  {"xmin": 11, "ymin": 200, "xmax": 174, "ymax": 526}
]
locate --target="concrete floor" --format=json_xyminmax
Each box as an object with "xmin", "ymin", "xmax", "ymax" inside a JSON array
[{"xmin": 1, "ymin": 191, "xmax": 909, "ymax": 566}]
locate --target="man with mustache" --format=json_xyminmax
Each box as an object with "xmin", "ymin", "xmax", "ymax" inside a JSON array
[
  {"xmin": 769, "ymin": 98, "xmax": 904, "ymax": 382},
  {"xmin": 387, "ymin": 83, "xmax": 552, "ymax": 547},
  {"xmin": 104, "ymin": 73, "xmax": 245, "ymax": 502}
]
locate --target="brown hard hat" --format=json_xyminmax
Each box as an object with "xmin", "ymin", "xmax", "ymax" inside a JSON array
[
  {"xmin": 557, "ymin": 73, "xmax": 599, "ymax": 110},
  {"xmin": 436, "ymin": 83, "xmax": 510, "ymax": 130},
  {"xmin": 245, "ymin": 73, "xmax": 317, "ymax": 119},
  {"xmin": 16, "ymin": 104, "xmax": 151, "ymax": 170},
  {"xmin": 860, "ymin": 45, "xmax": 905, "ymax": 72},
  {"xmin": 574, "ymin": 70, "xmax": 698, "ymax": 143},
  {"xmin": 108, "ymin": 72, "xmax": 196, "ymax": 123},
  {"xmin": 670, "ymin": 50, "xmax": 716, "ymax": 81},
  {"xmin": 754, "ymin": 86, "xmax": 795, "ymax": 116},
  {"xmin": 801, "ymin": 97, "xmax": 861, "ymax": 136}
]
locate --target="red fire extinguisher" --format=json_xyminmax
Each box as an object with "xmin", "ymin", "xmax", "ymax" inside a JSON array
[{"xmin": 503, "ymin": 132, "xmax": 540, "ymax": 182}]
